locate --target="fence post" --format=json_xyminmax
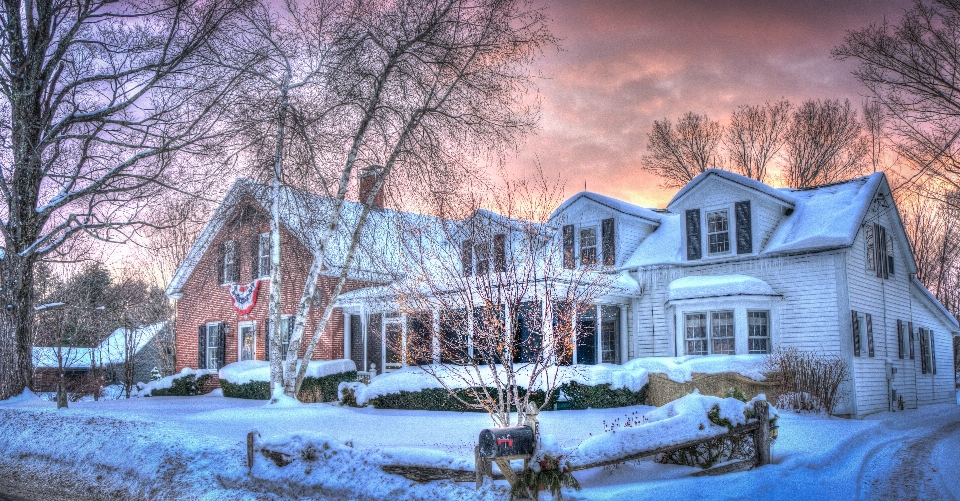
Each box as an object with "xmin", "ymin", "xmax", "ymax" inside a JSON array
[
  {"xmin": 753, "ymin": 401, "xmax": 771, "ymax": 466},
  {"xmin": 247, "ymin": 430, "xmax": 259, "ymax": 471}
]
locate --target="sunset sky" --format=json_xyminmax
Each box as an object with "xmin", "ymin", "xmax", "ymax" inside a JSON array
[{"xmin": 510, "ymin": 0, "xmax": 912, "ymax": 208}]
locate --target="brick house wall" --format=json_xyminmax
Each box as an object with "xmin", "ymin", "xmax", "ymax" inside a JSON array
[{"xmin": 175, "ymin": 201, "xmax": 378, "ymax": 372}]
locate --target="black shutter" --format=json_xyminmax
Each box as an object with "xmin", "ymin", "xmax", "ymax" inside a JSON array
[
  {"xmin": 908, "ymin": 322, "xmax": 915, "ymax": 359},
  {"xmin": 874, "ymin": 224, "xmax": 883, "ymax": 278},
  {"xmin": 562, "ymin": 224, "xmax": 575, "ymax": 269},
  {"xmin": 217, "ymin": 322, "xmax": 226, "ymax": 369},
  {"xmin": 930, "ymin": 330, "xmax": 936, "ymax": 375},
  {"xmin": 686, "ymin": 209, "xmax": 702, "ymax": 260},
  {"xmin": 920, "ymin": 329, "xmax": 928, "ymax": 374},
  {"xmin": 493, "ymin": 233, "xmax": 506, "ymax": 272},
  {"xmin": 851, "ymin": 310, "xmax": 860, "ymax": 357},
  {"xmin": 250, "ymin": 236, "xmax": 259, "ymax": 280},
  {"xmin": 264, "ymin": 319, "xmax": 271, "ymax": 361},
  {"xmin": 217, "ymin": 244, "xmax": 225, "ymax": 284},
  {"xmin": 865, "ymin": 313, "xmax": 875, "ymax": 357},
  {"xmin": 897, "ymin": 319, "xmax": 904, "ymax": 359},
  {"xmin": 462, "ymin": 239, "xmax": 473, "ymax": 276},
  {"xmin": 880, "ymin": 226, "xmax": 889, "ymax": 279},
  {"xmin": 601, "ymin": 218, "xmax": 615, "ymax": 266},
  {"xmin": 735, "ymin": 201, "xmax": 752, "ymax": 254},
  {"xmin": 198, "ymin": 325, "xmax": 207, "ymax": 369}
]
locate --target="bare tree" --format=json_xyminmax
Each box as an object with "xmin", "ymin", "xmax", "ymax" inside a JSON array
[
  {"xmin": 0, "ymin": 0, "xmax": 244, "ymax": 400},
  {"xmin": 391, "ymin": 174, "xmax": 613, "ymax": 427},
  {"xmin": 835, "ymin": 0, "xmax": 960, "ymax": 193},
  {"xmin": 782, "ymin": 99, "xmax": 868, "ymax": 188},
  {"xmin": 642, "ymin": 112, "xmax": 724, "ymax": 188},
  {"xmin": 901, "ymin": 191, "xmax": 960, "ymax": 317},
  {"xmin": 216, "ymin": 0, "xmax": 553, "ymax": 400},
  {"xmin": 724, "ymin": 101, "xmax": 791, "ymax": 183}
]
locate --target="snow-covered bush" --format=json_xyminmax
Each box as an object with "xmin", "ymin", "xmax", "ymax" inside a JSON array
[
  {"xmin": 219, "ymin": 360, "xmax": 357, "ymax": 402},
  {"xmin": 338, "ymin": 382, "xmax": 364, "ymax": 407},
  {"xmin": 144, "ymin": 368, "xmax": 214, "ymax": 397},
  {"xmin": 764, "ymin": 347, "xmax": 848, "ymax": 413}
]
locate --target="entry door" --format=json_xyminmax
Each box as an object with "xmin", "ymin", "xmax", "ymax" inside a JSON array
[
  {"xmin": 577, "ymin": 306, "xmax": 597, "ymax": 365},
  {"xmin": 239, "ymin": 323, "xmax": 256, "ymax": 361},
  {"xmin": 384, "ymin": 319, "xmax": 405, "ymax": 371}
]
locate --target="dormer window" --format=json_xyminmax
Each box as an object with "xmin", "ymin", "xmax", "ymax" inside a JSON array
[
  {"xmin": 462, "ymin": 233, "xmax": 506, "ymax": 275},
  {"xmin": 706, "ymin": 210, "xmax": 730, "ymax": 254},
  {"xmin": 579, "ymin": 227, "xmax": 597, "ymax": 265},
  {"xmin": 475, "ymin": 241, "xmax": 490, "ymax": 274}
]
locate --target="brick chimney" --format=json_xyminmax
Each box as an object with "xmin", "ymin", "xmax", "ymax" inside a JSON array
[{"xmin": 358, "ymin": 165, "xmax": 385, "ymax": 210}]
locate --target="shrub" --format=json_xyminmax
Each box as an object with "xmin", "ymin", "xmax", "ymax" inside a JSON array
[
  {"xmin": 365, "ymin": 382, "xmax": 648, "ymax": 411},
  {"xmin": 764, "ymin": 347, "xmax": 849, "ymax": 414},
  {"xmin": 338, "ymin": 382, "xmax": 364, "ymax": 407},
  {"xmin": 221, "ymin": 371, "xmax": 358, "ymax": 403},
  {"xmin": 150, "ymin": 374, "xmax": 213, "ymax": 397}
]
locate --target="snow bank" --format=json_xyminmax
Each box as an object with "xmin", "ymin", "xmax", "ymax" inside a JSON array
[
  {"xmin": 0, "ymin": 388, "xmax": 40, "ymax": 404},
  {"xmin": 570, "ymin": 392, "xmax": 771, "ymax": 466},
  {"xmin": 667, "ymin": 274, "xmax": 776, "ymax": 301},
  {"xmin": 356, "ymin": 363, "xmax": 649, "ymax": 405},
  {"xmin": 623, "ymin": 355, "xmax": 767, "ymax": 383},
  {"xmin": 219, "ymin": 359, "xmax": 356, "ymax": 385},
  {"xmin": 134, "ymin": 367, "xmax": 215, "ymax": 396}
]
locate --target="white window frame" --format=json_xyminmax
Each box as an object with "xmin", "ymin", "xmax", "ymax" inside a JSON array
[
  {"xmin": 238, "ymin": 321, "xmax": 256, "ymax": 362},
  {"xmin": 705, "ymin": 208, "xmax": 731, "ymax": 255},
  {"xmin": 747, "ymin": 310, "xmax": 770, "ymax": 354},
  {"xmin": 474, "ymin": 241, "xmax": 490, "ymax": 275},
  {"xmin": 205, "ymin": 321, "xmax": 221, "ymax": 370},
  {"xmin": 579, "ymin": 226, "xmax": 598, "ymax": 266},
  {"xmin": 684, "ymin": 312, "xmax": 709, "ymax": 355},
  {"xmin": 223, "ymin": 240, "xmax": 238, "ymax": 284},
  {"xmin": 672, "ymin": 297, "xmax": 778, "ymax": 357},
  {"xmin": 258, "ymin": 232, "xmax": 271, "ymax": 278}
]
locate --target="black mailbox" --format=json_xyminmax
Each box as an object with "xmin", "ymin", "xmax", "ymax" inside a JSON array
[{"xmin": 478, "ymin": 426, "xmax": 535, "ymax": 459}]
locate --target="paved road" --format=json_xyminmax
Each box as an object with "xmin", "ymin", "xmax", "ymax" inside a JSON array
[{"xmin": 859, "ymin": 419, "xmax": 960, "ymax": 501}]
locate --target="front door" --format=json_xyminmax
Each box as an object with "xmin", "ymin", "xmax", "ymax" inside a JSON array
[{"xmin": 239, "ymin": 323, "xmax": 256, "ymax": 361}]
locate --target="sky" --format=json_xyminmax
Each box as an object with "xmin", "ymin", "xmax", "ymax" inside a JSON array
[{"xmin": 508, "ymin": 0, "xmax": 913, "ymax": 208}]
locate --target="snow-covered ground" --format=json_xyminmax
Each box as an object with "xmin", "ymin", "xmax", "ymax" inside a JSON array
[{"xmin": 0, "ymin": 389, "xmax": 958, "ymax": 500}]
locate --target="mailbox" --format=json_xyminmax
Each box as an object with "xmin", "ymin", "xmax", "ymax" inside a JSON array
[{"xmin": 478, "ymin": 426, "xmax": 535, "ymax": 459}]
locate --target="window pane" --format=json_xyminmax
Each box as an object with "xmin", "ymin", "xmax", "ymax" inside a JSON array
[
  {"xmin": 579, "ymin": 227, "xmax": 596, "ymax": 247},
  {"xmin": 748, "ymin": 311, "xmax": 769, "ymax": 354},
  {"xmin": 706, "ymin": 211, "xmax": 729, "ymax": 253},
  {"xmin": 259, "ymin": 233, "xmax": 271, "ymax": 276},
  {"xmin": 685, "ymin": 313, "xmax": 707, "ymax": 355},
  {"xmin": 711, "ymin": 311, "xmax": 734, "ymax": 355}
]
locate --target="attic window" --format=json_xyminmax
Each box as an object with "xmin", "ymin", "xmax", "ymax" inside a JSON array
[
  {"xmin": 706, "ymin": 210, "xmax": 730, "ymax": 254},
  {"xmin": 258, "ymin": 233, "xmax": 271, "ymax": 277},
  {"xmin": 580, "ymin": 227, "xmax": 597, "ymax": 265},
  {"xmin": 222, "ymin": 241, "xmax": 239, "ymax": 284},
  {"xmin": 865, "ymin": 223, "xmax": 894, "ymax": 279}
]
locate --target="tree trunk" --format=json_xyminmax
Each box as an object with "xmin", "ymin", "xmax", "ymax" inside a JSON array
[
  {"xmin": 0, "ymin": 252, "xmax": 38, "ymax": 401},
  {"xmin": 56, "ymin": 378, "xmax": 67, "ymax": 409}
]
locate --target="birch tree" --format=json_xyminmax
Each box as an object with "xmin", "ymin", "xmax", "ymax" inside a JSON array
[
  {"xmin": 220, "ymin": 0, "xmax": 553, "ymax": 400},
  {"xmin": 0, "ymin": 0, "xmax": 243, "ymax": 401}
]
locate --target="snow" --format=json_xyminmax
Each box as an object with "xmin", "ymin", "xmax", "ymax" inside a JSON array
[
  {"xmin": 622, "ymin": 213, "xmax": 684, "ymax": 268},
  {"xmin": 219, "ymin": 359, "xmax": 356, "ymax": 385},
  {"xmin": 95, "ymin": 322, "xmax": 166, "ymax": 364},
  {"xmin": 570, "ymin": 392, "xmax": 768, "ymax": 466},
  {"xmin": 623, "ymin": 355, "xmax": 768, "ymax": 383},
  {"xmin": 669, "ymin": 169, "xmax": 798, "ymax": 208},
  {"xmin": 551, "ymin": 191, "xmax": 663, "ymax": 224},
  {"xmin": 667, "ymin": 274, "xmax": 777, "ymax": 301},
  {"xmin": 355, "ymin": 363, "xmax": 649, "ymax": 405},
  {"xmin": 32, "ymin": 346, "xmax": 93, "ymax": 369},
  {"xmin": 134, "ymin": 367, "xmax": 215, "ymax": 395},
  {"xmin": 0, "ymin": 388, "xmax": 958, "ymax": 500}
]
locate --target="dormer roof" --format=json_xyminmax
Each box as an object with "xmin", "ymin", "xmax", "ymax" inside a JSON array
[
  {"xmin": 668, "ymin": 169, "xmax": 797, "ymax": 209},
  {"xmin": 551, "ymin": 191, "xmax": 662, "ymax": 226}
]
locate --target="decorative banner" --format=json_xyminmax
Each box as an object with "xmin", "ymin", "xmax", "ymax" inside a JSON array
[{"xmin": 229, "ymin": 279, "xmax": 261, "ymax": 315}]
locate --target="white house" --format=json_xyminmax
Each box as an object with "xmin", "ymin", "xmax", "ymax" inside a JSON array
[{"xmin": 335, "ymin": 169, "xmax": 958, "ymax": 417}]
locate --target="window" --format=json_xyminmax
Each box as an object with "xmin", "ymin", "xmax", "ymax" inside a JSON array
[
  {"xmin": 206, "ymin": 322, "xmax": 221, "ymax": 370},
  {"xmin": 222, "ymin": 240, "xmax": 239, "ymax": 284},
  {"xmin": 684, "ymin": 313, "xmax": 708, "ymax": 355},
  {"xmin": 886, "ymin": 233, "xmax": 895, "ymax": 276},
  {"xmin": 474, "ymin": 241, "xmax": 490, "ymax": 275},
  {"xmin": 580, "ymin": 227, "xmax": 597, "ymax": 265},
  {"xmin": 706, "ymin": 210, "xmax": 730, "ymax": 254},
  {"xmin": 865, "ymin": 225, "xmax": 875, "ymax": 271},
  {"xmin": 279, "ymin": 316, "xmax": 292, "ymax": 356},
  {"xmin": 600, "ymin": 306, "xmax": 620, "ymax": 364},
  {"xmin": 748, "ymin": 311, "xmax": 770, "ymax": 354},
  {"xmin": 258, "ymin": 233, "xmax": 271, "ymax": 277},
  {"xmin": 919, "ymin": 328, "xmax": 936, "ymax": 375},
  {"xmin": 866, "ymin": 224, "xmax": 894, "ymax": 279},
  {"xmin": 467, "ymin": 233, "xmax": 505, "ymax": 275},
  {"xmin": 239, "ymin": 322, "xmax": 255, "ymax": 361},
  {"xmin": 711, "ymin": 311, "xmax": 735, "ymax": 354}
]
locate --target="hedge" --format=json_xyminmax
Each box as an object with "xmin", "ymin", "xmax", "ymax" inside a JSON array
[
  {"xmin": 220, "ymin": 370, "xmax": 358, "ymax": 403},
  {"xmin": 363, "ymin": 381, "xmax": 648, "ymax": 411},
  {"xmin": 150, "ymin": 374, "xmax": 214, "ymax": 397}
]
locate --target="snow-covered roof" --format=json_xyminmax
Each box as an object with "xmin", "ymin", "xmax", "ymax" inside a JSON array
[
  {"xmin": 32, "ymin": 347, "xmax": 93, "ymax": 369},
  {"xmin": 667, "ymin": 274, "xmax": 777, "ymax": 301},
  {"xmin": 166, "ymin": 179, "xmax": 443, "ymax": 297},
  {"xmin": 625, "ymin": 172, "xmax": 899, "ymax": 269},
  {"xmin": 909, "ymin": 277, "xmax": 960, "ymax": 331},
  {"xmin": 668, "ymin": 169, "xmax": 797, "ymax": 208},
  {"xmin": 550, "ymin": 191, "xmax": 662, "ymax": 225},
  {"xmin": 95, "ymin": 323, "xmax": 166, "ymax": 365}
]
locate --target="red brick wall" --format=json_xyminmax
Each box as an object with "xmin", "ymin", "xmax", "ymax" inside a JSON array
[{"xmin": 175, "ymin": 201, "xmax": 378, "ymax": 372}]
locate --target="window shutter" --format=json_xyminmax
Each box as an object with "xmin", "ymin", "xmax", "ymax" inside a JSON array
[
  {"xmin": 920, "ymin": 329, "xmax": 928, "ymax": 374},
  {"xmin": 264, "ymin": 319, "xmax": 271, "ymax": 362},
  {"xmin": 461, "ymin": 239, "xmax": 473, "ymax": 276},
  {"xmin": 735, "ymin": 201, "xmax": 752, "ymax": 254},
  {"xmin": 685, "ymin": 209, "xmax": 702, "ymax": 260},
  {"xmin": 908, "ymin": 322, "xmax": 915, "ymax": 359},
  {"xmin": 880, "ymin": 226, "xmax": 889, "ymax": 279},
  {"xmin": 217, "ymin": 244, "xmax": 225, "ymax": 284},
  {"xmin": 865, "ymin": 313, "xmax": 875, "ymax": 357},
  {"xmin": 562, "ymin": 224, "xmax": 575, "ymax": 269},
  {"xmin": 250, "ymin": 236, "xmax": 259, "ymax": 280},
  {"xmin": 493, "ymin": 233, "xmax": 506, "ymax": 272},
  {"xmin": 874, "ymin": 224, "xmax": 884, "ymax": 278},
  {"xmin": 851, "ymin": 310, "xmax": 860, "ymax": 357},
  {"xmin": 601, "ymin": 218, "xmax": 615, "ymax": 266},
  {"xmin": 217, "ymin": 323, "xmax": 226, "ymax": 370},
  {"xmin": 287, "ymin": 317, "xmax": 295, "ymax": 357},
  {"xmin": 198, "ymin": 325, "xmax": 207, "ymax": 369},
  {"xmin": 897, "ymin": 319, "xmax": 904, "ymax": 359},
  {"xmin": 930, "ymin": 331, "xmax": 936, "ymax": 375}
]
